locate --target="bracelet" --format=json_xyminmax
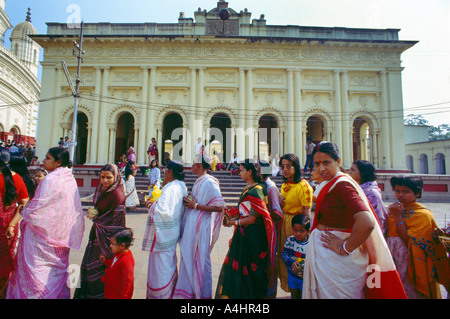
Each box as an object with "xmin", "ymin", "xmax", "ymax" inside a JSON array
[
  {"xmin": 342, "ymin": 241, "xmax": 354, "ymax": 255},
  {"xmin": 7, "ymin": 225, "xmax": 15, "ymax": 228},
  {"xmin": 395, "ymin": 220, "xmax": 404, "ymax": 226},
  {"xmin": 194, "ymin": 203, "xmax": 199, "ymax": 210}
]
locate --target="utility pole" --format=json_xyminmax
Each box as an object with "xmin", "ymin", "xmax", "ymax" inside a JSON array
[{"xmin": 61, "ymin": 21, "xmax": 84, "ymax": 164}]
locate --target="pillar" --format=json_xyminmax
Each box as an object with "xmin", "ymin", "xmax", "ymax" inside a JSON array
[
  {"xmin": 97, "ymin": 67, "xmax": 110, "ymax": 164},
  {"xmin": 286, "ymin": 68, "xmax": 295, "ymax": 154},
  {"xmin": 138, "ymin": 66, "xmax": 149, "ymax": 165},
  {"xmin": 340, "ymin": 71, "xmax": 351, "ymax": 168}
]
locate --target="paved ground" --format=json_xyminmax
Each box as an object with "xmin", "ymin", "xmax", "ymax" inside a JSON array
[{"xmin": 69, "ymin": 201, "xmax": 449, "ymax": 299}]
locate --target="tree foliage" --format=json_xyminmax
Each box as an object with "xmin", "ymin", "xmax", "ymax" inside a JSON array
[{"xmin": 404, "ymin": 114, "xmax": 450, "ymax": 141}]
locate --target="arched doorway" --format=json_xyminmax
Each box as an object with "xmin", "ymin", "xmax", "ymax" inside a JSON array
[
  {"xmin": 435, "ymin": 153, "xmax": 446, "ymax": 174},
  {"xmin": 210, "ymin": 113, "xmax": 231, "ymax": 163},
  {"xmin": 115, "ymin": 113, "xmax": 135, "ymax": 163},
  {"xmin": 162, "ymin": 113, "xmax": 183, "ymax": 165},
  {"xmin": 306, "ymin": 116, "xmax": 323, "ymax": 144},
  {"xmin": 353, "ymin": 117, "xmax": 371, "ymax": 162},
  {"xmin": 419, "ymin": 153, "xmax": 428, "ymax": 174},
  {"xmin": 406, "ymin": 155, "xmax": 414, "ymax": 173},
  {"xmin": 8, "ymin": 126, "xmax": 20, "ymax": 144},
  {"xmin": 75, "ymin": 112, "xmax": 88, "ymax": 165},
  {"xmin": 258, "ymin": 115, "xmax": 279, "ymax": 161}
]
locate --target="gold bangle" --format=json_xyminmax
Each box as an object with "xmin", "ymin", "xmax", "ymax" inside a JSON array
[{"xmin": 7, "ymin": 225, "xmax": 15, "ymax": 228}]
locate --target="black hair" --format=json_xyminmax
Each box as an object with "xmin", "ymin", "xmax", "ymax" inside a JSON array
[
  {"xmin": 390, "ymin": 175, "xmax": 423, "ymax": 199},
  {"xmin": 292, "ymin": 214, "xmax": 310, "ymax": 231},
  {"xmin": 166, "ymin": 160, "xmax": 185, "ymax": 181},
  {"xmin": 100, "ymin": 163, "xmax": 117, "ymax": 175},
  {"xmin": 279, "ymin": 153, "xmax": 302, "ymax": 183},
  {"xmin": 111, "ymin": 227, "xmax": 134, "ymax": 248},
  {"xmin": 352, "ymin": 160, "xmax": 377, "ymax": 184},
  {"xmin": 47, "ymin": 147, "xmax": 72, "ymax": 168},
  {"xmin": 124, "ymin": 162, "xmax": 134, "ymax": 181},
  {"xmin": 258, "ymin": 160, "xmax": 272, "ymax": 179},
  {"xmin": 194, "ymin": 153, "xmax": 212, "ymax": 170},
  {"xmin": 312, "ymin": 141, "xmax": 340, "ymax": 162},
  {"xmin": 149, "ymin": 159, "xmax": 159, "ymax": 169},
  {"xmin": 0, "ymin": 147, "xmax": 17, "ymax": 206},
  {"xmin": 10, "ymin": 154, "xmax": 37, "ymax": 198},
  {"xmin": 239, "ymin": 159, "xmax": 263, "ymax": 184}
]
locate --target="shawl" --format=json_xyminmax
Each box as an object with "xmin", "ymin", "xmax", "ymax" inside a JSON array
[
  {"xmin": 387, "ymin": 202, "xmax": 450, "ymax": 298},
  {"xmin": 142, "ymin": 179, "xmax": 188, "ymax": 252},
  {"xmin": 360, "ymin": 181, "xmax": 388, "ymax": 233},
  {"xmin": 127, "ymin": 147, "xmax": 136, "ymax": 162},
  {"xmin": 92, "ymin": 164, "xmax": 126, "ymax": 259},
  {"xmin": 239, "ymin": 184, "xmax": 276, "ymax": 279},
  {"xmin": 184, "ymin": 174, "xmax": 225, "ymax": 250},
  {"xmin": 174, "ymin": 174, "xmax": 225, "ymax": 299},
  {"xmin": 311, "ymin": 172, "xmax": 407, "ymax": 299},
  {"xmin": 20, "ymin": 166, "xmax": 85, "ymax": 250}
]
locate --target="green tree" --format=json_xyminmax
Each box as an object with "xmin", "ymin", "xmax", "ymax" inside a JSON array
[{"xmin": 404, "ymin": 114, "xmax": 450, "ymax": 141}]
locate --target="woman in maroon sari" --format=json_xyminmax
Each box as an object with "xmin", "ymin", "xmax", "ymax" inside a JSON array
[
  {"xmin": 0, "ymin": 148, "xmax": 28, "ymax": 298},
  {"xmin": 74, "ymin": 164, "xmax": 126, "ymax": 299}
]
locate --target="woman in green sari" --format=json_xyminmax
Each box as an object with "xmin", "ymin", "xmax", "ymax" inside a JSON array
[{"xmin": 216, "ymin": 159, "xmax": 276, "ymax": 299}]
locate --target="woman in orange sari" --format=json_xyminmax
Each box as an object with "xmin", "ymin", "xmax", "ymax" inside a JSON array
[{"xmin": 386, "ymin": 176, "xmax": 449, "ymax": 299}]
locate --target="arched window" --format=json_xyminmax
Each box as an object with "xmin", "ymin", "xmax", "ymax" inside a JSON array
[
  {"xmin": 419, "ymin": 154, "xmax": 428, "ymax": 174},
  {"xmin": 406, "ymin": 155, "xmax": 414, "ymax": 173},
  {"xmin": 435, "ymin": 153, "xmax": 446, "ymax": 175}
]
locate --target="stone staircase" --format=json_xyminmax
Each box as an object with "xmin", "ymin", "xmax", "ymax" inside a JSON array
[{"xmin": 81, "ymin": 169, "xmax": 285, "ymax": 213}]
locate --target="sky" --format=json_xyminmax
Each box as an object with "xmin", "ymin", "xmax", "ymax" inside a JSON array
[{"xmin": 4, "ymin": 0, "xmax": 450, "ymax": 127}]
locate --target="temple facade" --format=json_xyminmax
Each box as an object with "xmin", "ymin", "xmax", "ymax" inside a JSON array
[
  {"xmin": 0, "ymin": 4, "xmax": 41, "ymax": 145},
  {"xmin": 32, "ymin": 1, "xmax": 416, "ymax": 168}
]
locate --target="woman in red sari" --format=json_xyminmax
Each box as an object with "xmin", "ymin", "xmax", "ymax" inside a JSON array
[
  {"xmin": 0, "ymin": 148, "xmax": 28, "ymax": 298},
  {"xmin": 216, "ymin": 159, "xmax": 275, "ymax": 299},
  {"xmin": 74, "ymin": 164, "xmax": 126, "ymax": 299},
  {"xmin": 303, "ymin": 141, "xmax": 406, "ymax": 299}
]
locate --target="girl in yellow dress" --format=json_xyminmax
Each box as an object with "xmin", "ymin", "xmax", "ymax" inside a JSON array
[{"xmin": 277, "ymin": 153, "xmax": 313, "ymax": 292}]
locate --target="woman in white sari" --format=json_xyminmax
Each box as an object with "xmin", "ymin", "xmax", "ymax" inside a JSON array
[
  {"xmin": 303, "ymin": 142, "xmax": 406, "ymax": 299},
  {"xmin": 142, "ymin": 160, "xmax": 187, "ymax": 299},
  {"xmin": 174, "ymin": 154, "xmax": 225, "ymax": 299}
]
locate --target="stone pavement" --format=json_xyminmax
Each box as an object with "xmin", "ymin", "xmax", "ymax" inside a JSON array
[{"xmin": 69, "ymin": 202, "xmax": 449, "ymax": 299}]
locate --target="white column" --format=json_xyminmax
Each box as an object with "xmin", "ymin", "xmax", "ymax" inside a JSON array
[
  {"xmin": 236, "ymin": 68, "xmax": 246, "ymax": 160},
  {"xmin": 86, "ymin": 124, "xmax": 92, "ymax": 164},
  {"xmin": 197, "ymin": 67, "xmax": 205, "ymax": 146},
  {"xmin": 379, "ymin": 70, "xmax": 391, "ymax": 169},
  {"xmin": 89, "ymin": 67, "xmax": 102, "ymax": 163},
  {"xmin": 294, "ymin": 68, "xmax": 303, "ymax": 161},
  {"xmin": 188, "ymin": 67, "xmax": 197, "ymax": 164},
  {"xmin": 138, "ymin": 66, "xmax": 149, "ymax": 165},
  {"xmin": 386, "ymin": 69, "xmax": 406, "ymax": 170},
  {"xmin": 148, "ymin": 66, "xmax": 157, "ymax": 162},
  {"xmin": 340, "ymin": 71, "xmax": 351, "ymax": 168},
  {"xmin": 246, "ymin": 68, "xmax": 254, "ymax": 158},
  {"xmin": 98, "ymin": 67, "xmax": 110, "ymax": 164},
  {"xmin": 333, "ymin": 70, "xmax": 343, "ymax": 149},
  {"xmin": 107, "ymin": 124, "xmax": 116, "ymax": 164},
  {"xmin": 286, "ymin": 68, "xmax": 295, "ymax": 154}
]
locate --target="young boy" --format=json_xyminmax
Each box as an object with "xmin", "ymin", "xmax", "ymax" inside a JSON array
[
  {"xmin": 100, "ymin": 228, "xmax": 135, "ymax": 299},
  {"xmin": 281, "ymin": 214, "xmax": 310, "ymax": 299}
]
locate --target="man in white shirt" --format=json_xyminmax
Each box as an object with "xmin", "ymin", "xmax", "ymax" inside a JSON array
[
  {"xmin": 194, "ymin": 137, "xmax": 203, "ymax": 156},
  {"xmin": 226, "ymin": 153, "xmax": 239, "ymax": 170}
]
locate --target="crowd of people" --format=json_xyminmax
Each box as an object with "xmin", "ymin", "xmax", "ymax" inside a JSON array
[{"xmin": 0, "ymin": 138, "xmax": 449, "ymax": 299}]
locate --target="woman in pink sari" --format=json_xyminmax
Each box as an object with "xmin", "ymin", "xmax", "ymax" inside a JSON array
[{"xmin": 6, "ymin": 147, "xmax": 85, "ymax": 299}]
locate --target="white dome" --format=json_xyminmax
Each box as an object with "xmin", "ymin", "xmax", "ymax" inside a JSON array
[
  {"xmin": 11, "ymin": 21, "xmax": 37, "ymax": 40},
  {"xmin": 10, "ymin": 8, "xmax": 37, "ymax": 40}
]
